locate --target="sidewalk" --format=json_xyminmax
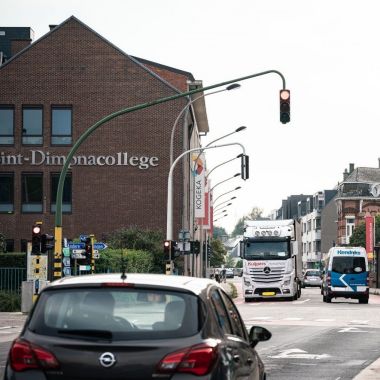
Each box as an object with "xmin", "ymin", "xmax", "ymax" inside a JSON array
[
  {"xmin": 353, "ymin": 357, "xmax": 380, "ymax": 380},
  {"xmin": 369, "ymin": 288, "xmax": 380, "ymax": 295}
]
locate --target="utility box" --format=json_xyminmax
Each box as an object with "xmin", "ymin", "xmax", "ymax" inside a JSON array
[{"xmin": 21, "ymin": 280, "xmax": 49, "ymax": 314}]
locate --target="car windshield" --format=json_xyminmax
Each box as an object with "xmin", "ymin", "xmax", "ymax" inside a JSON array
[
  {"xmin": 305, "ymin": 271, "xmax": 320, "ymax": 277},
  {"xmin": 245, "ymin": 241, "xmax": 290, "ymax": 260},
  {"xmin": 28, "ymin": 288, "xmax": 200, "ymax": 341},
  {"xmin": 331, "ymin": 257, "xmax": 366, "ymax": 274}
]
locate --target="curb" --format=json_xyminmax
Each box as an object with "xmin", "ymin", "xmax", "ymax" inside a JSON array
[
  {"xmin": 353, "ymin": 357, "xmax": 380, "ymax": 380},
  {"xmin": 369, "ymin": 288, "xmax": 380, "ymax": 296}
]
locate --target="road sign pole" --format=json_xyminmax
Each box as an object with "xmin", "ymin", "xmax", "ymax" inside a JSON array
[{"xmin": 90, "ymin": 234, "xmax": 95, "ymax": 274}]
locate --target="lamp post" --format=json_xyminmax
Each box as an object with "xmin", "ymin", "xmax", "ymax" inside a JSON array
[
  {"xmin": 214, "ymin": 214, "xmax": 228, "ymax": 223},
  {"xmin": 170, "ymin": 83, "xmax": 241, "ymax": 166},
  {"xmin": 210, "ymin": 173, "xmax": 241, "ymax": 194},
  {"xmin": 206, "ymin": 154, "xmax": 243, "ymax": 179},
  {"xmin": 214, "ymin": 202, "xmax": 232, "ymax": 213},
  {"xmin": 213, "ymin": 187, "xmax": 241, "ymax": 205},
  {"xmin": 54, "ymin": 69, "xmax": 287, "ymax": 280}
]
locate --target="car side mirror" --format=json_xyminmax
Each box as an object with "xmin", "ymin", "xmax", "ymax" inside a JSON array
[{"xmin": 248, "ymin": 326, "xmax": 271, "ymax": 348}]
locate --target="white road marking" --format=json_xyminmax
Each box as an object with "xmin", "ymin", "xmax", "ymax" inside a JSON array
[
  {"xmin": 349, "ymin": 320, "xmax": 369, "ymax": 325},
  {"xmin": 269, "ymin": 348, "xmax": 331, "ymax": 360},
  {"xmin": 339, "ymin": 327, "xmax": 368, "ymax": 333},
  {"xmin": 315, "ymin": 319, "xmax": 335, "ymax": 322},
  {"xmin": 293, "ymin": 298, "xmax": 311, "ymax": 304}
]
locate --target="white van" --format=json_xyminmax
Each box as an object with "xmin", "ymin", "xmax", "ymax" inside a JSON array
[{"xmin": 321, "ymin": 247, "xmax": 369, "ymax": 304}]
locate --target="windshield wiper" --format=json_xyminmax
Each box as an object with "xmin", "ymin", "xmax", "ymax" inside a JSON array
[{"xmin": 57, "ymin": 329, "xmax": 113, "ymax": 340}]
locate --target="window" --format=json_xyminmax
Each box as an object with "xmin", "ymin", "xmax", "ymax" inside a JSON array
[
  {"xmin": 219, "ymin": 290, "xmax": 247, "ymax": 339},
  {"xmin": 51, "ymin": 173, "xmax": 72, "ymax": 213},
  {"xmin": 23, "ymin": 106, "xmax": 43, "ymax": 145},
  {"xmin": 346, "ymin": 217, "xmax": 355, "ymax": 243},
  {"xmin": 52, "ymin": 107, "xmax": 72, "ymax": 145},
  {"xmin": 210, "ymin": 289, "xmax": 232, "ymax": 334},
  {"xmin": 0, "ymin": 173, "xmax": 14, "ymax": 213},
  {"xmin": 21, "ymin": 173, "xmax": 43, "ymax": 213},
  {"xmin": 0, "ymin": 106, "xmax": 14, "ymax": 145},
  {"xmin": 315, "ymin": 217, "xmax": 321, "ymax": 229}
]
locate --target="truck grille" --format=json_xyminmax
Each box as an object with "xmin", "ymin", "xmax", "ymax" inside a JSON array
[{"xmin": 249, "ymin": 267, "xmax": 285, "ymax": 283}]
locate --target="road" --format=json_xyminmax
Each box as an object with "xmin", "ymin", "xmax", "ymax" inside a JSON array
[
  {"xmin": 1, "ymin": 282, "xmax": 380, "ymax": 380},
  {"xmin": 230, "ymin": 277, "xmax": 380, "ymax": 380}
]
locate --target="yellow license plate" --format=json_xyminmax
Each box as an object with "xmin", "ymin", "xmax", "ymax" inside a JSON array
[{"xmin": 262, "ymin": 292, "xmax": 275, "ymax": 296}]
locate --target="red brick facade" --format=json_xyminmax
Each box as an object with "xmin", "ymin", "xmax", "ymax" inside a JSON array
[{"xmin": 0, "ymin": 17, "xmax": 199, "ymax": 251}]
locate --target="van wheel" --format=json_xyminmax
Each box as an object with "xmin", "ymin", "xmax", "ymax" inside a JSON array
[{"xmin": 359, "ymin": 297, "xmax": 369, "ymax": 304}]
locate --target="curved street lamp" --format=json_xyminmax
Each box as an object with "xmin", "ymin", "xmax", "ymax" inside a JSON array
[
  {"xmin": 214, "ymin": 202, "xmax": 232, "ymax": 213},
  {"xmin": 170, "ymin": 83, "xmax": 241, "ymax": 166},
  {"xmin": 206, "ymin": 153, "xmax": 243, "ymax": 179},
  {"xmin": 210, "ymin": 173, "xmax": 241, "ymax": 193},
  {"xmin": 213, "ymin": 187, "xmax": 241, "ymax": 205},
  {"xmin": 213, "ymin": 214, "xmax": 228, "ymax": 223}
]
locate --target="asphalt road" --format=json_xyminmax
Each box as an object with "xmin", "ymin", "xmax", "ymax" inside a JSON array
[{"xmin": 231, "ymin": 277, "xmax": 380, "ymax": 380}]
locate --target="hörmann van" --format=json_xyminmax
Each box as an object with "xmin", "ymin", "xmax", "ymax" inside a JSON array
[{"xmin": 322, "ymin": 247, "xmax": 369, "ymax": 304}]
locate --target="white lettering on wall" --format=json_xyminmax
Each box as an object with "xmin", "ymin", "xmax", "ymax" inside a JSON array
[{"xmin": 0, "ymin": 150, "xmax": 159, "ymax": 169}]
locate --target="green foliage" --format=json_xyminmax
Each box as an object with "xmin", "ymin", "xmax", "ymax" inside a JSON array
[
  {"xmin": 0, "ymin": 292, "xmax": 21, "ymax": 312},
  {"xmin": 235, "ymin": 259, "xmax": 243, "ymax": 268},
  {"xmin": 224, "ymin": 254, "xmax": 235, "ymax": 268},
  {"xmin": 231, "ymin": 217, "xmax": 245, "ymax": 237},
  {"xmin": 213, "ymin": 226, "xmax": 228, "ymax": 239},
  {"xmin": 210, "ymin": 239, "xmax": 226, "ymax": 267},
  {"xmin": 0, "ymin": 253, "xmax": 26, "ymax": 268},
  {"xmin": 105, "ymin": 227, "xmax": 165, "ymax": 273},
  {"xmin": 350, "ymin": 215, "xmax": 380, "ymax": 247},
  {"xmin": 96, "ymin": 248, "xmax": 154, "ymax": 273}
]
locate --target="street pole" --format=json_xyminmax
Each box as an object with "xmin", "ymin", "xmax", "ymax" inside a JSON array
[{"xmin": 54, "ymin": 70, "xmax": 287, "ymax": 280}]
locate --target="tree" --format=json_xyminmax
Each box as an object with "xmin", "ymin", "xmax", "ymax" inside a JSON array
[
  {"xmin": 350, "ymin": 215, "xmax": 380, "ymax": 247},
  {"xmin": 210, "ymin": 239, "xmax": 226, "ymax": 267},
  {"xmin": 224, "ymin": 254, "xmax": 235, "ymax": 268},
  {"xmin": 231, "ymin": 206, "xmax": 266, "ymax": 237},
  {"xmin": 213, "ymin": 226, "xmax": 228, "ymax": 239}
]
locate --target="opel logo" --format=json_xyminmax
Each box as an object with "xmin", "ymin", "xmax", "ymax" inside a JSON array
[
  {"xmin": 99, "ymin": 352, "xmax": 116, "ymax": 368},
  {"xmin": 263, "ymin": 267, "xmax": 271, "ymax": 274}
]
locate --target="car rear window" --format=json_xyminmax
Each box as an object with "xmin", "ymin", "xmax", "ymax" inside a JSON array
[
  {"xmin": 28, "ymin": 288, "xmax": 200, "ymax": 341},
  {"xmin": 332, "ymin": 257, "xmax": 366, "ymax": 274},
  {"xmin": 305, "ymin": 271, "xmax": 320, "ymax": 276}
]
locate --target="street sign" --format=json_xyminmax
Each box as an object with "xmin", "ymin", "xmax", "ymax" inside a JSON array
[
  {"xmin": 94, "ymin": 252, "xmax": 100, "ymax": 259},
  {"xmin": 79, "ymin": 265, "xmax": 91, "ymax": 271},
  {"xmin": 68, "ymin": 242, "xmax": 85, "ymax": 250},
  {"xmin": 63, "ymin": 257, "xmax": 71, "ymax": 267},
  {"xmin": 62, "ymin": 247, "xmax": 71, "ymax": 257},
  {"xmin": 72, "ymin": 249, "xmax": 85, "ymax": 254},
  {"xmin": 79, "ymin": 235, "xmax": 88, "ymax": 242},
  {"xmin": 71, "ymin": 253, "xmax": 85, "ymax": 259},
  {"xmin": 94, "ymin": 242, "xmax": 108, "ymax": 250},
  {"xmin": 63, "ymin": 267, "xmax": 71, "ymax": 276}
]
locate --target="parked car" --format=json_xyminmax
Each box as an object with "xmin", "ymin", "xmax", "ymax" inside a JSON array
[
  {"xmin": 301, "ymin": 269, "xmax": 322, "ymax": 288},
  {"xmin": 225, "ymin": 268, "xmax": 235, "ymax": 278},
  {"xmin": 4, "ymin": 273, "xmax": 271, "ymax": 380}
]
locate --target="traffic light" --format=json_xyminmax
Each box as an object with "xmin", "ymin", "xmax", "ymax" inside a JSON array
[
  {"xmin": 163, "ymin": 240, "xmax": 177, "ymax": 258},
  {"xmin": 31, "ymin": 224, "xmax": 42, "ymax": 254},
  {"xmin": 164, "ymin": 240, "xmax": 170, "ymax": 258},
  {"xmin": 41, "ymin": 234, "xmax": 54, "ymax": 254},
  {"xmin": 240, "ymin": 154, "xmax": 249, "ymax": 180},
  {"xmin": 191, "ymin": 240, "xmax": 200, "ymax": 255},
  {"xmin": 85, "ymin": 237, "xmax": 92, "ymax": 263},
  {"xmin": 280, "ymin": 89, "xmax": 290, "ymax": 124}
]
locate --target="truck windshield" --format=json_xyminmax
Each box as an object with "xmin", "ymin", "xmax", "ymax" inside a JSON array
[{"xmin": 244, "ymin": 241, "xmax": 290, "ymax": 260}]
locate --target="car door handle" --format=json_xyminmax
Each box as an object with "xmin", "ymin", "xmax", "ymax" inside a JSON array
[{"xmin": 233, "ymin": 355, "xmax": 240, "ymax": 363}]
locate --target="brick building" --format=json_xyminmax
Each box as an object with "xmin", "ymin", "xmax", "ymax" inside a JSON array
[{"xmin": 0, "ymin": 16, "xmax": 208, "ymax": 252}]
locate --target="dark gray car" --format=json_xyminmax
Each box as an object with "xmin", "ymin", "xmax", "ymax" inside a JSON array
[{"xmin": 4, "ymin": 273, "xmax": 271, "ymax": 380}]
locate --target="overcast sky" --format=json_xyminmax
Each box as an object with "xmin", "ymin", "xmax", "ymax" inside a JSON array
[{"xmin": 3, "ymin": 0, "xmax": 380, "ymax": 233}]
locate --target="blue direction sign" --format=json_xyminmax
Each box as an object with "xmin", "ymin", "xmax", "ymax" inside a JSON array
[
  {"xmin": 94, "ymin": 242, "xmax": 108, "ymax": 250},
  {"xmin": 68, "ymin": 242, "xmax": 85, "ymax": 250},
  {"xmin": 79, "ymin": 235, "xmax": 88, "ymax": 242}
]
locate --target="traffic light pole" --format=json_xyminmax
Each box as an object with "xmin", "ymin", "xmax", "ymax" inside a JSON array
[{"xmin": 54, "ymin": 70, "xmax": 286, "ymax": 280}]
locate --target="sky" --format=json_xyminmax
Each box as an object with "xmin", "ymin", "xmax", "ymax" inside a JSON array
[{"xmin": 3, "ymin": 0, "xmax": 380, "ymax": 233}]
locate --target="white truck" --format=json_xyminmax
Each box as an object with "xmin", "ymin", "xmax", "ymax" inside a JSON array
[{"xmin": 240, "ymin": 219, "xmax": 301, "ymax": 302}]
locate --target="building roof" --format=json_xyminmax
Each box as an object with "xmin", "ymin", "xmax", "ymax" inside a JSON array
[
  {"xmin": 0, "ymin": 16, "xmax": 209, "ymax": 133},
  {"xmin": 343, "ymin": 167, "xmax": 380, "ymax": 184}
]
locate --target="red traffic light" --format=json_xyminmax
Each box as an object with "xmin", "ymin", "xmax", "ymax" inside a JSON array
[
  {"xmin": 33, "ymin": 225, "xmax": 41, "ymax": 234},
  {"xmin": 280, "ymin": 89, "xmax": 290, "ymax": 124}
]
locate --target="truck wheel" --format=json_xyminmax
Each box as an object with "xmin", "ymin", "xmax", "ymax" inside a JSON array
[{"xmin": 245, "ymin": 297, "xmax": 251, "ymax": 303}]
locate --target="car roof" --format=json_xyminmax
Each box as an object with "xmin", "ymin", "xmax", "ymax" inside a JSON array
[{"xmin": 47, "ymin": 273, "xmax": 219, "ymax": 296}]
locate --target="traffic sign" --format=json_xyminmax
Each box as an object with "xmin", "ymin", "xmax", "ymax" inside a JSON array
[
  {"xmin": 68, "ymin": 242, "xmax": 85, "ymax": 250},
  {"xmin": 63, "ymin": 247, "xmax": 71, "ymax": 257},
  {"xmin": 94, "ymin": 242, "xmax": 108, "ymax": 250},
  {"xmin": 79, "ymin": 235, "xmax": 88, "ymax": 242},
  {"xmin": 72, "ymin": 249, "xmax": 85, "ymax": 254},
  {"xmin": 71, "ymin": 253, "xmax": 85, "ymax": 259},
  {"xmin": 79, "ymin": 265, "xmax": 91, "ymax": 271}
]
